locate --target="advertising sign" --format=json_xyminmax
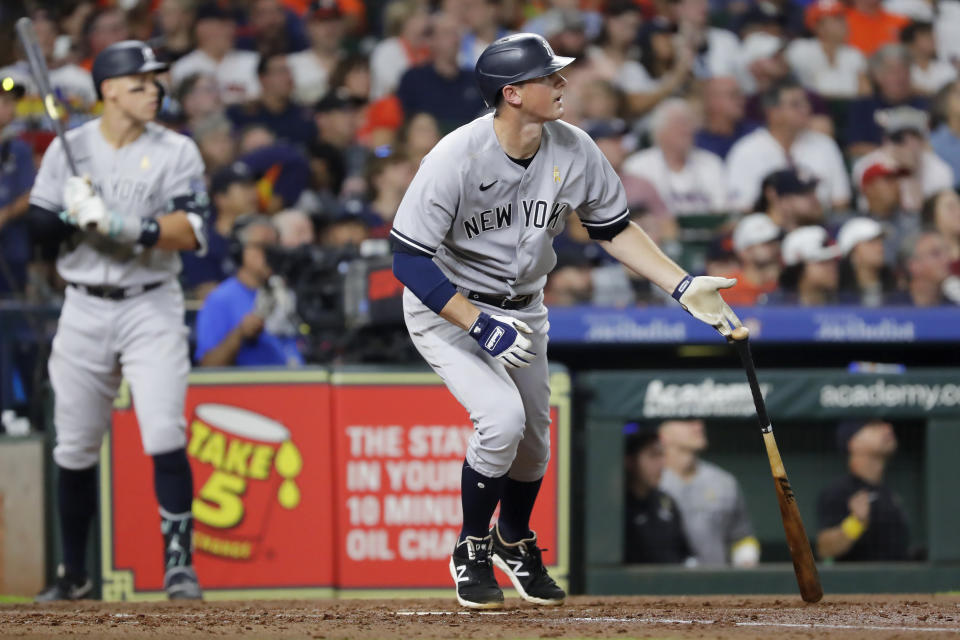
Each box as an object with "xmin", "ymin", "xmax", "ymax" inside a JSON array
[
  {"xmin": 330, "ymin": 370, "xmax": 571, "ymax": 593},
  {"xmin": 100, "ymin": 370, "xmax": 335, "ymax": 601}
]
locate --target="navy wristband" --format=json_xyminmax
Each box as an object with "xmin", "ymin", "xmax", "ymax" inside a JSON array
[
  {"xmin": 138, "ymin": 218, "xmax": 161, "ymax": 247},
  {"xmin": 671, "ymin": 275, "xmax": 693, "ymax": 301}
]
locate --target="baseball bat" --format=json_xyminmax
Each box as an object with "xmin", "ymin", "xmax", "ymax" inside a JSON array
[
  {"xmin": 15, "ymin": 17, "xmax": 79, "ymax": 176},
  {"xmin": 730, "ymin": 326, "xmax": 823, "ymax": 604}
]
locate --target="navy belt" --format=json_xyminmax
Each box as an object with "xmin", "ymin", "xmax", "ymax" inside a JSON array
[
  {"xmin": 464, "ymin": 289, "xmax": 534, "ymax": 310},
  {"xmin": 68, "ymin": 280, "xmax": 165, "ymax": 300}
]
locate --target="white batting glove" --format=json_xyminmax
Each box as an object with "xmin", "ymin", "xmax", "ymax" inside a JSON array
[
  {"xmin": 76, "ymin": 197, "xmax": 145, "ymax": 244},
  {"xmin": 672, "ymin": 275, "xmax": 743, "ymax": 338},
  {"xmin": 469, "ymin": 312, "xmax": 537, "ymax": 368},
  {"xmin": 75, "ymin": 195, "xmax": 109, "ymax": 232},
  {"xmin": 63, "ymin": 175, "xmax": 95, "ymax": 212}
]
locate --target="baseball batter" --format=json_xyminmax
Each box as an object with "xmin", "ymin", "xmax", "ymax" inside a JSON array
[
  {"xmin": 30, "ymin": 41, "xmax": 208, "ymax": 601},
  {"xmin": 391, "ymin": 33, "xmax": 743, "ymax": 609}
]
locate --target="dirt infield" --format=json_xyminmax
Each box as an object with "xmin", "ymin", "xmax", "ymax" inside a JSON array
[{"xmin": 2, "ymin": 594, "xmax": 959, "ymax": 639}]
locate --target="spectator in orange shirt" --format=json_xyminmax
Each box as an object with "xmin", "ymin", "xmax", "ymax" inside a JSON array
[
  {"xmin": 845, "ymin": 0, "xmax": 909, "ymax": 57},
  {"xmin": 723, "ymin": 213, "xmax": 782, "ymax": 305}
]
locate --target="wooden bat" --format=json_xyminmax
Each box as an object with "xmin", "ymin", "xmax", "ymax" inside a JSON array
[
  {"xmin": 15, "ymin": 17, "xmax": 79, "ymax": 176},
  {"xmin": 730, "ymin": 326, "xmax": 823, "ymax": 604}
]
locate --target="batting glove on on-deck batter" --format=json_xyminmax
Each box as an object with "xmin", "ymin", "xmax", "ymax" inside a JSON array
[
  {"xmin": 672, "ymin": 275, "xmax": 743, "ymax": 338},
  {"xmin": 469, "ymin": 312, "xmax": 537, "ymax": 369}
]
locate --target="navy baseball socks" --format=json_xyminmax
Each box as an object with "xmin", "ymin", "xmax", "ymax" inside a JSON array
[
  {"xmin": 492, "ymin": 477, "xmax": 565, "ymax": 606},
  {"xmin": 36, "ymin": 466, "xmax": 96, "ymax": 602},
  {"xmin": 154, "ymin": 449, "xmax": 202, "ymax": 600},
  {"xmin": 450, "ymin": 462, "xmax": 507, "ymax": 608}
]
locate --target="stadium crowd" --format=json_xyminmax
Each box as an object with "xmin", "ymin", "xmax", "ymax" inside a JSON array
[{"xmin": 2, "ymin": 0, "xmax": 960, "ymax": 316}]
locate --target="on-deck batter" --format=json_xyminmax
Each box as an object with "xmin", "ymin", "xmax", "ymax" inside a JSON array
[
  {"xmin": 390, "ymin": 33, "xmax": 744, "ymax": 610},
  {"xmin": 30, "ymin": 41, "xmax": 208, "ymax": 601}
]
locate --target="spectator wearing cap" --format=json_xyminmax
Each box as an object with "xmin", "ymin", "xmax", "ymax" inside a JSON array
[
  {"xmin": 727, "ymin": 79, "xmax": 850, "ymax": 212},
  {"xmin": 736, "ymin": 32, "xmax": 790, "ymax": 96},
  {"xmin": 195, "ymin": 216, "xmax": 305, "ymax": 367},
  {"xmin": 769, "ymin": 226, "xmax": 842, "ymax": 305},
  {"xmin": 854, "ymin": 153, "xmax": 921, "ymax": 262},
  {"xmin": 369, "ymin": 0, "xmax": 431, "ymax": 100},
  {"xmin": 735, "ymin": 2, "xmax": 787, "ymax": 41},
  {"xmin": 786, "ymin": 0, "xmax": 869, "ymax": 100},
  {"xmin": 756, "ymin": 168, "xmax": 823, "ymax": 232},
  {"xmin": 694, "ymin": 76, "xmax": 760, "ymax": 160},
  {"xmin": 845, "ymin": 44, "xmax": 928, "ymax": 158},
  {"xmin": 844, "ymin": 0, "xmax": 910, "ymax": 57},
  {"xmin": 459, "ymin": 0, "xmax": 511, "ymax": 71},
  {"xmin": 236, "ymin": 0, "xmax": 309, "ymax": 57},
  {"xmin": 181, "ymin": 162, "xmax": 259, "ymax": 300},
  {"xmin": 319, "ymin": 210, "xmax": 371, "ymax": 249},
  {"xmin": 287, "ymin": 0, "xmax": 346, "ymax": 106},
  {"xmin": 544, "ymin": 249, "xmax": 594, "ymax": 307},
  {"xmin": 0, "ymin": 77, "xmax": 35, "ymax": 298},
  {"xmin": 396, "ymin": 13, "xmax": 485, "ymax": 133},
  {"xmin": 930, "ymin": 81, "xmax": 960, "ymax": 187},
  {"xmin": 225, "ymin": 52, "xmax": 317, "ymax": 145},
  {"xmin": 853, "ymin": 106, "xmax": 954, "ymax": 213},
  {"xmin": 624, "ymin": 99, "xmax": 728, "ymax": 215},
  {"xmin": 523, "ymin": 1, "xmax": 603, "ymax": 44},
  {"xmin": 816, "ymin": 420, "xmax": 909, "ymax": 562},
  {"xmin": 901, "ymin": 20, "xmax": 957, "ymax": 96},
  {"xmin": 720, "ymin": 214, "xmax": 781, "ymax": 305},
  {"xmin": 240, "ymin": 127, "xmax": 312, "ymax": 213},
  {"xmin": 837, "ymin": 217, "xmax": 898, "ymax": 306},
  {"xmin": 659, "ymin": 419, "xmax": 760, "ymax": 568},
  {"xmin": 898, "ymin": 230, "xmax": 960, "ymax": 306},
  {"xmin": 171, "ymin": 3, "xmax": 260, "ymax": 105},
  {"xmin": 921, "ymin": 189, "xmax": 960, "ymax": 273},
  {"xmin": 672, "ymin": 0, "xmax": 742, "ymax": 79},
  {"xmin": 273, "ymin": 209, "xmax": 315, "ymax": 248},
  {"xmin": 623, "ymin": 424, "xmax": 692, "ymax": 565}
]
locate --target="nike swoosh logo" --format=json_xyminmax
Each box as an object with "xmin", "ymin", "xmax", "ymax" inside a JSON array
[{"xmin": 479, "ymin": 180, "xmax": 498, "ymax": 191}]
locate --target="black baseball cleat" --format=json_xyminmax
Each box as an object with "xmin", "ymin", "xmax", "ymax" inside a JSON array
[
  {"xmin": 449, "ymin": 535, "xmax": 504, "ymax": 609},
  {"xmin": 35, "ymin": 573, "xmax": 93, "ymax": 602},
  {"xmin": 491, "ymin": 524, "xmax": 565, "ymax": 606},
  {"xmin": 164, "ymin": 566, "xmax": 203, "ymax": 600}
]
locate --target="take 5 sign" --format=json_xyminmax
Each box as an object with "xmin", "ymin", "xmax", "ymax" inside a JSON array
[{"xmin": 99, "ymin": 368, "xmax": 570, "ymax": 599}]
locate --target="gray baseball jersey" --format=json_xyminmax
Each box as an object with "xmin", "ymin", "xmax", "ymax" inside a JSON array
[
  {"xmin": 30, "ymin": 119, "xmax": 208, "ymax": 288},
  {"xmin": 659, "ymin": 461, "xmax": 756, "ymax": 566},
  {"xmin": 34, "ymin": 119, "xmax": 207, "ymax": 470},
  {"xmin": 395, "ymin": 113, "xmax": 628, "ymax": 481},
  {"xmin": 391, "ymin": 112, "xmax": 628, "ymax": 297}
]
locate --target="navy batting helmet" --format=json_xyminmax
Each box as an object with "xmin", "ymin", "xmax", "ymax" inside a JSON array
[
  {"xmin": 474, "ymin": 33, "xmax": 575, "ymax": 108},
  {"xmin": 92, "ymin": 40, "xmax": 169, "ymax": 99}
]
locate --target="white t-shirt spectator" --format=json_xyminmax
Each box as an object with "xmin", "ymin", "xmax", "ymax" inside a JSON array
[
  {"xmin": 936, "ymin": 1, "xmax": 960, "ymax": 64},
  {"xmin": 911, "ymin": 60, "xmax": 958, "ymax": 94},
  {"xmin": 852, "ymin": 147, "xmax": 955, "ymax": 211},
  {"xmin": 172, "ymin": 49, "xmax": 260, "ymax": 105},
  {"xmin": 0, "ymin": 61, "xmax": 97, "ymax": 106},
  {"xmin": 885, "ymin": 0, "xmax": 934, "ymax": 20},
  {"xmin": 585, "ymin": 46, "xmax": 657, "ymax": 93},
  {"xmin": 287, "ymin": 50, "xmax": 334, "ymax": 106},
  {"xmin": 786, "ymin": 39, "xmax": 866, "ymax": 99},
  {"xmin": 726, "ymin": 127, "xmax": 851, "ymax": 211},
  {"xmin": 370, "ymin": 37, "xmax": 415, "ymax": 100},
  {"xmin": 699, "ymin": 28, "xmax": 741, "ymax": 78},
  {"xmin": 623, "ymin": 147, "xmax": 728, "ymax": 214}
]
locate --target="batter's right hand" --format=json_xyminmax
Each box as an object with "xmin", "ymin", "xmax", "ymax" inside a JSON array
[
  {"xmin": 468, "ymin": 312, "xmax": 536, "ymax": 369},
  {"xmin": 63, "ymin": 175, "xmax": 95, "ymax": 212}
]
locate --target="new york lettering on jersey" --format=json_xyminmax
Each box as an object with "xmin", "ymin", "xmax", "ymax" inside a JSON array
[{"xmin": 392, "ymin": 113, "xmax": 627, "ymax": 296}]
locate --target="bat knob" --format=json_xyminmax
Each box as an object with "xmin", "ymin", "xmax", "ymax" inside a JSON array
[{"xmin": 731, "ymin": 326, "xmax": 750, "ymax": 341}]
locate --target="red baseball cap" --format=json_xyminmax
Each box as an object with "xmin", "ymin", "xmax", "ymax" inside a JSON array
[
  {"xmin": 859, "ymin": 159, "xmax": 910, "ymax": 189},
  {"xmin": 804, "ymin": 0, "xmax": 846, "ymax": 31}
]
